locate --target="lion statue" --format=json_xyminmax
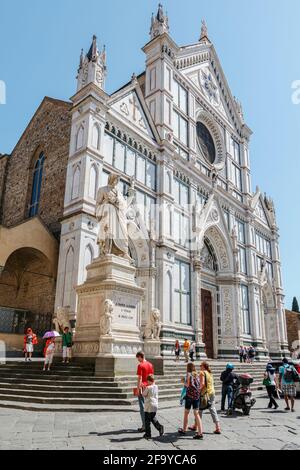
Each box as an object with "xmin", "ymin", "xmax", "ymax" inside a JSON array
[
  {"xmin": 144, "ymin": 308, "xmax": 161, "ymax": 340},
  {"xmin": 100, "ymin": 299, "xmax": 114, "ymax": 336},
  {"xmin": 52, "ymin": 307, "xmax": 71, "ymax": 333}
]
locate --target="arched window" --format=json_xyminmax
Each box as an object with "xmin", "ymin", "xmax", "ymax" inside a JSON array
[
  {"xmin": 71, "ymin": 165, "xmax": 81, "ymax": 200},
  {"xmin": 63, "ymin": 245, "xmax": 74, "ymax": 307},
  {"xmin": 88, "ymin": 164, "xmax": 98, "ymax": 199},
  {"xmin": 92, "ymin": 124, "xmax": 100, "ymax": 149},
  {"xmin": 76, "ymin": 125, "xmax": 84, "ymax": 150},
  {"xmin": 29, "ymin": 152, "xmax": 45, "ymax": 217},
  {"xmin": 83, "ymin": 245, "xmax": 93, "ymax": 281},
  {"xmin": 166, "ymin": 271, "xmax": 172, "ymax": 322}
]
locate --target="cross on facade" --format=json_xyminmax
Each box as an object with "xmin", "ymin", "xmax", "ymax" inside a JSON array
[{"xmin": 129, "ymin": 94, "xmax": 139, "ymax": 121}]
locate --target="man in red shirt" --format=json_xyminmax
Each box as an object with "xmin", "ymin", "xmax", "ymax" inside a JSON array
[{"xmin": 136, "ymin": 351, "xmax": 154, "ymax": 432}]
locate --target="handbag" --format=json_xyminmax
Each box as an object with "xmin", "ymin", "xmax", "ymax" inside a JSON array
[
  {"xmin": 133, "ymin": 387, "xmax": 140, "ymax": 397},
  {"xmin": 199, "ymin": 372, "xmax": 212, "ymax": 411},
  {"xmin": 263, "ymin": 377, "xmax": 271, "ymax": 386}
]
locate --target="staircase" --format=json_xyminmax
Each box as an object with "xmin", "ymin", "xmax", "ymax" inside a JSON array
[{"xmin": 0, "ymin": 360, "xmax": 267, "ymax": 412}]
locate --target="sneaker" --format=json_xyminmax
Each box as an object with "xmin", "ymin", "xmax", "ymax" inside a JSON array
[
  {"xmin": 159, "ymin": 425, "xmax": 164, "ymax": 437},
  {"xmin": 143, "ymin": 434, "xmax": 151, "ymax": 440},
  {"xmin": 284, "ymin": 407, "xmax": 290, "ymax": 411},
  {"xmin": 138, "ymin": 427, "xmax": 145, "ymax": 433}
]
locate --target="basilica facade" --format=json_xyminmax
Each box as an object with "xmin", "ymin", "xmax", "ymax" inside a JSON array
[{"xmin": 0, "ymin": 5, "xmax": 288, "ymax": 359}]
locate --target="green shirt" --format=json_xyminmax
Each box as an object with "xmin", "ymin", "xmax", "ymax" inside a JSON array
[{"xmin": 62, "ymin": 332, "xmax": 73, "ymax": 347}]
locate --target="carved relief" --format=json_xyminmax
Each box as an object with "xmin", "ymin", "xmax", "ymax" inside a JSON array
[
  {"xmin": 222, "ymin": 287, "xmax": 233, "ymax": 335},
  {"xmin": 206, "ymin": 226, "xmax": 230, "ymax": 270},
  {"xmin": 99, "ymin": 299, "xmax": 114, "ymax": 336},
  {"xmin": 72, "ymin": 342, "xmax": 99, "ymax": 354},
  {"xmin": 53, "ymin": 307, "xmax": 71, "ymax": 333}
]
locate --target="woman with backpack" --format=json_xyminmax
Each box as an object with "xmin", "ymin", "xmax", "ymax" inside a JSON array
[
  {"xmin": 178, "ymin": 363, "xmax": 204, "ymax": 439},
  {"xmin": 279, "ymin": 358, "xmax": 299, "ymax": 412},
  {"xmin": 263, "ymin": 363, "xmax": 279, "ymax": 409},
  {"xmin": 189, "ymin": 362, "xmax": 221, "ymax": 435}
]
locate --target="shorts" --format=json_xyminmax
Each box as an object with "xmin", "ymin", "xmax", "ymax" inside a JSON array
[
  {"xmin": 25, "ymin": 344, "xmax": 33, "ymax": 353},
  {"xmin": 45, "ymin": 353, "xmax": 54, "ymax": 365},
  {"xmin": 282, "ymin": 383, "xmax": 296, "ymax": 397},
  {"xmin": 63, "ymin": 346, "xmax": 72, "ymax": 359},
  {"xmin": 185, "ymin": 397, "xmax": 200, "ymax": 410}
]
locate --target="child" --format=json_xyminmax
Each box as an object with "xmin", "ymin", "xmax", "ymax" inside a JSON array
[
  {"xmin": 62, "ymin": 327, "xmax": 73, "ymax": 364},
  {"xmin": 24, "ymin": 328, "xmax": 38, "ymax": 362},
  {"xmin": 43, "ymin": 337, "xmax": 55, "ymax": 371},
  {"xmin": 142, "ymin": 374, "xmax": 164, "ymax": 440}
]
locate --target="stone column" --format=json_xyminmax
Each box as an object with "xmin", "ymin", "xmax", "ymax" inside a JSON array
[{"xmin": 192, "ymin": 256, "xmax": 206, "ymax": 358}]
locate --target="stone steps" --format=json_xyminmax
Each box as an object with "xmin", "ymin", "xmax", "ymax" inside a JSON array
[{"xmin": 0, "ymin": 360, "xmax": 266, "ymax": 411}]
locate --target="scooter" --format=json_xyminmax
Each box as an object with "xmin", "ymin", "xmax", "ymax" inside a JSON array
[{"xmin": 229, "ymin": 373, "xmax": 256, "ymax": 416}]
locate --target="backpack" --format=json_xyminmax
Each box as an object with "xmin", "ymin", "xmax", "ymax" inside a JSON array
[
  {"xmin": 283, "ymin": 365, "xmax": 295, "ymax": 382},
  {"xmin": 186, "ymin": 374, "xmax": 200, "ymax": 400}
]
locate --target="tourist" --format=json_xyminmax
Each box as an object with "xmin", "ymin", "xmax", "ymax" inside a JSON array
[
  {"xmin": 220, "ymin": 363, "xmax": 237, "ymax": 412},
  {"xmin": 62, "ymin": 326, "xmax": 73, "ymax": 364},
  {"xmin": 279, "ymin": 358, "xmax": 298, "ymax": 412},
  {"xmin": 263, "ymin": 363, "xmax": 279, "ymax": 409},
  {"xmin": 243, "ymin": 347, "xmax": 247, "ymax": 363},
  {"xmin": 248, "ymin": 345, "xmax": 256, "ymax": 363},
  {"xmin": 24, "ymin": 328, "xmax": 38, "ymax": 362},
  {"xmin": 183, "ymin": 338, "xmax": 190, "ymax": 363},
  {"xmin": 238, "ymin": 345, "xmax": 245, "ymax": 363},
  {"xmin": 174, "ymin": 340, "xmax": 181, "ymax": 362},
  {"xmin": 43, "ymin": 337, "xmax": 56, "ymax": 371},
  {"xmin": 136, "ymin": 351, "xmax": 154, "ymax": 432},
  {"xmin": 189, "ymin": 362, "xmax": 221, "ymax": 434},
  {"xmin": 178, "ymin": 362, "xmax": 203, "ymax": 439},
  {"xmin": 189, "ymin": 342, "xmax": 196, "ymax": 362},
  {"xmin": 142, "ymin": 374, "xmax": 164, "ymax": 440}
]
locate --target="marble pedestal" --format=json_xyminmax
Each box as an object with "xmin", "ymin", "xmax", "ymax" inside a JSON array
[
  {"xmin": 74, "ymin": 254, "xmax": 144, "ymax": 376},
  {"xmin": 144, "ymin": 339, "xmax": 163, "ymax": 375}
]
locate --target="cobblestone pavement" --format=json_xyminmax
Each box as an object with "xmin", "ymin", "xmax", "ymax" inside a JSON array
[{"xmin": 0, "ymin": 392, "xmax": 299, "ymax": 450}]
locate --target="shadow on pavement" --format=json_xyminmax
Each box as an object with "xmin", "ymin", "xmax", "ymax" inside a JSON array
[{"xmin": 89, "ymin": 429, "xmax": 141, "ymax": 438}]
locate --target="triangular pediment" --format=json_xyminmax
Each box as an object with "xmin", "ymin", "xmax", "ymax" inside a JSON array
[
  {"xmin": 108, "ymin": 85, "xmax": 158, "ymax": 142},
  {"xmin": 176, "ymin": 44, "xmax": 245, "ymax": 130},
  {"xmin": 193, "ymin": 194, "xmax": 232, "ymax": 249},
  {"xmin": 250, "ymin": 188, "xmax": 272, "ymax": 228},
  {"xmin": 255, "ymin": 198, "xmax": 269, "ymax": 226}
]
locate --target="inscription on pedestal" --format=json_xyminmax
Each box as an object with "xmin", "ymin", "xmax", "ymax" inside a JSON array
[{"xmin": 112, "ymin": 293, "xmax": 138, "ymax": 327}]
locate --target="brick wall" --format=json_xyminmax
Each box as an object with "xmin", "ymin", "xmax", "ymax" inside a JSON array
[
  {"xmin": 285, "ymin": 309, "xmax": 300, "ymax": 349},
  {"xmin": 0, "ymin": 154, "xmax": 9, "ymax": 221},
  {"xmin": 1, "ymin": 97, "xmax": 72, "ymax": 238}
]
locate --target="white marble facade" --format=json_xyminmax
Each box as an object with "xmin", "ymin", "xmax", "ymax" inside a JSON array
[{"xmin": 54, "ymin": 6, "xmax": 289, "ymax": 360}]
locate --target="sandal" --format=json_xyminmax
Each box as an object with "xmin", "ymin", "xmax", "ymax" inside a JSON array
[
  {"xmin": 193, "ymin": 434, "xmax": 204, "ymax": 440},
  {"xmin": 178, "ymin": 428, "xmax": 186, "ymax": 435},
  {"xmin": 188, "ymin": 426, "xmax": 197, "ymax": 431},
  {"xmin": 214, "ymin": 430, "xmax": 221, "ymax": 435}
]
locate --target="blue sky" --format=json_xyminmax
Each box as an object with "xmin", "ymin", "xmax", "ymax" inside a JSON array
[{"xmin": 0, "ymin": 0, "xmax": 299, "ymax": 308}]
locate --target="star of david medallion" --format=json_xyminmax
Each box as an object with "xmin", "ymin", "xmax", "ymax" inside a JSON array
[{"xmin": 200, "ymin": 68, "xmax": 220, "ymax": 106}]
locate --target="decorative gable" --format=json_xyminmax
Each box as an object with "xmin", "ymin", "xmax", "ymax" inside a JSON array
[
  {"xmin": 110, "ymin": 90, "xmax": 155, "ymax": 140},
  {"xmin": 255, "ymin": 199, "xmax": 269, "ymax": 226},
  {"xmin": 187, "ymin": 65, "xmax": 228, "ymax": 119}
]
